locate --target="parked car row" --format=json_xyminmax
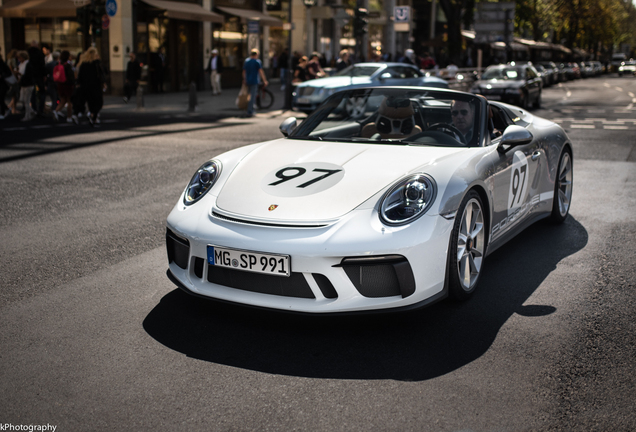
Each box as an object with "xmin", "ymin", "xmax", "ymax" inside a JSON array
[{"xmin": 534, "ymin": 60, "xmax": 605, "ymax": 86}]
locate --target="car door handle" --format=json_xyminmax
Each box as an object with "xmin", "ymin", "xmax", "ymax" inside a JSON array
[{"xmin": 531, "ymin": 151, "xmax": 541, "ymax": 161}]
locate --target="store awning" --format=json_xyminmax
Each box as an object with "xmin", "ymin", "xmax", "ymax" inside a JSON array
[
  {"xmin": 0, "ymin": 0, "xmax": 89, "ymax": 18},
  {"xmin": 216, "ymin": 6, "xmax": 282, "ymax": 26},
  {"xmin": 141, "ymin": 0, "xmax": 223, "ymax": 23}
]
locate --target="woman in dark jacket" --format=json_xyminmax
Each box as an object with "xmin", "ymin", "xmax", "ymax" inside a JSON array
[
  {"xmin": 17, "ymin": 51, "xmax": 35, "ymax": 121},
  {"xmin": 53, "ymin": 50, "xmax": 75, "ymax": 122},
  {"xmin": 77, "ymin": 47, "xmax": 105, "ymax": 126}
]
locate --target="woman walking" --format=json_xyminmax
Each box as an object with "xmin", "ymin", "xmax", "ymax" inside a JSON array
[
  {"xmin": 53, "ymin": 50, "xmax": 75, "ymax": 122},
  {"xmin": 17, "ymin": 51, "xmax": 36, "ymax": 121},
  {"xmin": 77, "ymin": 47, "xmax": 105, "ymax": 126}
]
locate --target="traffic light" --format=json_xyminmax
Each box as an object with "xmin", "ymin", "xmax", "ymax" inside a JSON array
[
  {"xmin": 90, "ymin": 4, "xmax": 104, "ymax": 36},
  {"xmin": 353, "ymin": 8, "xmax": 368, "ymax": 37}
]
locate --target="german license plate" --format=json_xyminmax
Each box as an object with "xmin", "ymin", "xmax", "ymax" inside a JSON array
[
  {"xmin": 296, "ymin": 97, "xmax": 310, "ymax": 104},
  {"xmin": 207, "ymin": 245, "xmax": 290, "ymax": 277}
]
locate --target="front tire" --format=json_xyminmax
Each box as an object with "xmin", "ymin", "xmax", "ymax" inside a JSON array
[
  {"xmin": 550, "ymin": 150, "xmax": 573, "ymax": 223},
  {"xmin": 448, "ymin": 191, "xmax": 487, "ymax": 301}
]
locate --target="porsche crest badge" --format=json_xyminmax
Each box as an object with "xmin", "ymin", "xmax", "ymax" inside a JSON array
[{"xmin": 268, "ymin": 205, "xmax": 279, "ymax": 211}]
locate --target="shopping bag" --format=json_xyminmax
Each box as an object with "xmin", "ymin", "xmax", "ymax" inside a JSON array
[{"xmin": 236, "ymin": 84, "xmax": 250, "ymax": 110}]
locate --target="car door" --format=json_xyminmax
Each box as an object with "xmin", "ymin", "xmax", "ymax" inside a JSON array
[
  {"xmin": 525, "ymin": 66, "xmax": 541, "ymax": 102},
  {"xmin": 488, "ymin": 104, "xmax": 543, "ymax": 244}
]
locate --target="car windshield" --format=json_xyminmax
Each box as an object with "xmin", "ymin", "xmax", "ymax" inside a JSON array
[
  {"xmin": 333, "ymin": 65, "xmax": 382, "ymax": 77},
  {"xmin": 482, "ymin": 67, "xmax": 523, "ymax": 80},
  {"xmin": 289, "ymin": 88, "xmax": 483, "ymax": 147}
]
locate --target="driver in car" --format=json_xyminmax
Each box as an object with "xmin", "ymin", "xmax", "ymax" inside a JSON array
[
  {"xmin": 361, "ymin": 96, "xmax": 422, "ymax": 139},
  {"xmin": 450, "ymin": 99, "xmax": 476, "ymax": 144}
]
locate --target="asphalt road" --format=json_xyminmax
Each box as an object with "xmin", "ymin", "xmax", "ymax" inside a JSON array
[{"xmin": 1, "ymin": 75, "xmax": 635, "ymax": 431}]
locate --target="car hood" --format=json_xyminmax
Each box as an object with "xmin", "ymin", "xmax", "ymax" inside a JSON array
[
  {"xmin": 299, "ymin": 76, "xmax": 373, "ymax": 89},
  {"xmin": 215, "ymin": 139, "xmax": 465, "ymax": 222},
  {"xmin": 475, "ymin": 79, "xmax": 524, "ymax": 89}
]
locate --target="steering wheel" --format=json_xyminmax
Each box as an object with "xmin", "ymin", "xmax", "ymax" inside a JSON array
[{"xmin": 426, "ymin": 123, "xmax": 467, "ymax": 145}]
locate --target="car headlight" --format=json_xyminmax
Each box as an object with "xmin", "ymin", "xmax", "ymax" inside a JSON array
[
  {"xmin": 184, "ymin": 160, "xmax": 221, "ymax": 205},
  {"xmin": 380, "ymin": 174, "xmax": 437, "ymax": 225}
]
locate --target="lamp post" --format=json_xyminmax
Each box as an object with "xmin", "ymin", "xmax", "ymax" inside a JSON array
[{"xmin": 283, "ymin": 0, "xmax": 294, "ymax": 110}]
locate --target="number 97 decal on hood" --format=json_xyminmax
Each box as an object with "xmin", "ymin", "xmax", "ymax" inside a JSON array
[{"xmin": 261, "ymin": 162, "xmax": 345, "ymax": 197}]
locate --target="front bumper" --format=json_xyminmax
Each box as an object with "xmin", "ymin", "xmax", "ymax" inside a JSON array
[{"xmin": 166, "ymin": 205, "xmax": 453, "ymax": 313}]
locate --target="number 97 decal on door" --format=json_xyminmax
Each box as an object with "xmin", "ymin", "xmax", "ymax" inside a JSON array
[
  {"xmin": 508, "ymin": 150, "xmax": 529, "ymax": 214},
  {"xmin": 260, "ymin": 162, "xmax": 345, "ymax": 198}
]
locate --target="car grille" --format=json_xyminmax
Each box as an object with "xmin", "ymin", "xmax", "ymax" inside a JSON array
[
  {"xmin": 297, "ymin": 87, "xmax": 315, "ymax": 96},
  {"xmin": 191, "ymin": 257, "xmax": 337, "ymax": 299},
  {"xmin": 481, "ymin": 88, "xmax": 504, "ymax": 95}
]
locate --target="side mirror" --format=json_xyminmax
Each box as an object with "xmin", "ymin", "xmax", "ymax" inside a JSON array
[
  {"xmin": 279, "ymin": 117, "xmax": 297, "ymax": 137},
  {"xmin": 380, "ymin": 72, "xmax": 392, "ymax": 81},
  {"xmin": 498, "ymin": 125, "xmax": 533, "ymax": 152}
]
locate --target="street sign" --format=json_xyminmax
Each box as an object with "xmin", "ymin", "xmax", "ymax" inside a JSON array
[
  {"xmin": 394, "ymin": 6, "xmax": 410, "ymax": 23},
  {"xmin": 105, "ymin": 0, "xmax": 117, "ymax": 17},
  {"xmin": 474, "ymin": 2, "xmax": 514, "ymax": 44},
  {"xmin": 247, "ymin": 20, "xmax": 259, "ymax": 34}
]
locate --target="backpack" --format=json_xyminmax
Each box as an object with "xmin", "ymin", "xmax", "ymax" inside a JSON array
[{"xmin": 53, "ymin": 62, "xmax": 66, "ymax": 83}]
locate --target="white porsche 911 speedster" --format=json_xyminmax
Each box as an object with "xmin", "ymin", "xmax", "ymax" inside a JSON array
[{"xmin": 166, "ymin": 87, "xmax": 573, "ymax": 314}]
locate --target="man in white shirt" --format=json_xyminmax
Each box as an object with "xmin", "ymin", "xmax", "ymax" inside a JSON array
[{"xmin": 206, "ymin": 49, "xmax": 223, "ymax": 95}]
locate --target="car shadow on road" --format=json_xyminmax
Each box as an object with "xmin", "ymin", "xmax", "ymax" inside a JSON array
[{"xmin": 143, "ymin": 216, "xmax": 588, "ymax": 381}]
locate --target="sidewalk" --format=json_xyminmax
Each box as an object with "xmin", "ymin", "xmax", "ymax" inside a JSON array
[{"xmin": 102, "ymin": 79, "xmax": 294, "ymax": 118}]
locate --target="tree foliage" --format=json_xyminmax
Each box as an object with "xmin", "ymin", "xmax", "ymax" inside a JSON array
[{"xmin": 514, "ymin": 0, "xmax": 636, "ymax": 54}]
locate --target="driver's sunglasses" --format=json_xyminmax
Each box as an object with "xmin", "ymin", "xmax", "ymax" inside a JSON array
[{"xmin": 451, "ymin": 109, "xmax": 469, "ymax": 116}]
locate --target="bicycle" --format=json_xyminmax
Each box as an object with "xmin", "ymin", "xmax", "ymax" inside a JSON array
[{"xmin": 255, "ymin": 83, "xmax": 274, "ymax": 109}]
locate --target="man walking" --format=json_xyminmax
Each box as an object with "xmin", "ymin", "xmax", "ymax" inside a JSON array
[
  {"xmin": 123, "ymin": 52, "xmax": 141, "ymax": 103},
  {"xmin": 242, "ymin": 49, "xmax": 268, "ymax": 118},
  {"xmin": 206, "ymin": 49, "xmax": 223, "ymax": 95}
]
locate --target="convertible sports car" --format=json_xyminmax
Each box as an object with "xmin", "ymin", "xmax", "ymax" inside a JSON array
[{"xmin": 166, "ymin": 87, "xmax": 573, "ymax": 314}]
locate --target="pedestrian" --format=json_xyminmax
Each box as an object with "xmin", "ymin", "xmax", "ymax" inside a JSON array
[
  {"xmin": 335, "ymin": 49, "xmax": 350, "ymax": 72},
  {"xmin": 71, "ymin": 51, "xmax": 86, "ymax": 121},
  {"xmin": 306, "ymin": 52, "xmax": 326, "ymax": 80},
  {"xmin": 44, "ymin": 51, "xmax": 60, "ymax": 113},
  {"xmin": 17, "ymin": 51, "xmax": 36, "ymax": 121},
  {"xmin": 292, "ymin": 56, "xmax": 308, "ymax": 84},
  {"xmin": 27, "ymin": 41, "xmax": 46, "ymax": 116},
  {"xmin": 420, "ymin": 52, "xmax": 436, "ymax": 70},
  {"xmin": 6, "ymin": 49, "xmax": 20, "ymax": 115},
  {"xmin": 242, "ymin": 48, "xmax": 268, "ymax": 118},
  {"xmin": 0, "ymin": 52, "xmax": 13, "ymax": 118},
  {"xmin": 77, "ymin": 47, "xmax": 105, "ymax": 126},
  {"xmin": 52, "ymin": 50, "xmax": 75, "ymax": 123},
  {"xmin": 123, "ymin": 52, "xmax": 141, "ymax": 103},
  {"xmin": 399, "ymin": 49, "xmax": 415, "ymax": 65},
  {"xmin": 206, "ymin": 48, "xmax": 223, "ymax": 95},
  {"xmin": 278, "ymin": 47, "xmax": 289, "ymax": 90}
]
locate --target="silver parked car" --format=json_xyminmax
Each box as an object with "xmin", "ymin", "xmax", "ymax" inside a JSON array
[{"xmin": 292, "ymin": 62, "xmax": 448, "ymax": 113}]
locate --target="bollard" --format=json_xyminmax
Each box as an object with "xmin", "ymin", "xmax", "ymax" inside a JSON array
[
  {"xmin": 188, "ymin": 82, "xmax": 197, "ymax": 112},
  {"xmin": 136, "ymin": 84, "xmax": 144, "ymax": 109}
]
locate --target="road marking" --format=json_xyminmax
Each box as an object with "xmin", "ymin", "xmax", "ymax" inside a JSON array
[
  {"xmin": 604, "ymin": 83, "xmax": 611, "ymax": 87},
  {"xmin": 604, "ymin": 125, "xmax": 628, "ymax": 130},
  {"xmin": 629, "ymin": 92, "xmax": 635, "ymax": 98},
  {"xmin": 570, "ymin": 124, "xmax": 596, "ymax": 129},
  {"xmin": 615, "ymin": 87, "xmax": 624, "ymax": 92}
]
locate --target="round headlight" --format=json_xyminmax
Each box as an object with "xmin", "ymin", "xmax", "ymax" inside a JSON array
[
  {"xmin": 184, "ymin": 160, "xmax": 221, "ymax": 205},
  {"xmin": 380, "ymin": 174, "xmax": 437, "ymax": 225}
]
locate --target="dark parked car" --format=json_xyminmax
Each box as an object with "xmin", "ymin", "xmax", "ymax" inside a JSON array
[
  {"xmin": 470, "ymin": 63, "xmax": 542, "ymax": 109},
  {"xmin": 538, "ymin": 61, "xmax": 559, "ymax": 85}
]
